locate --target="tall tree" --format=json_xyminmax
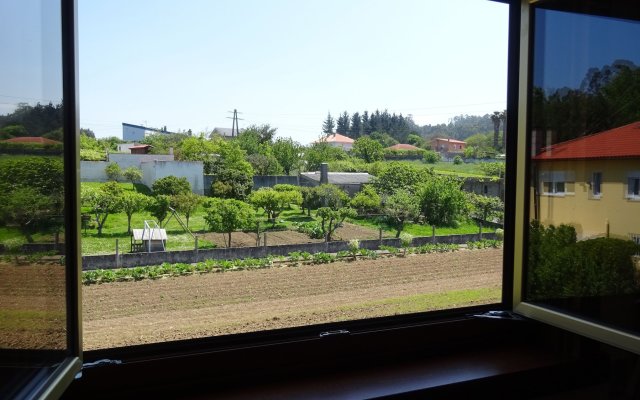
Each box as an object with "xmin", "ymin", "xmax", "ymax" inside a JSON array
[
  {"xmin": 272, "ymin": 137, "xmax": 301, "ymax": 175},
  {"xmin": 205, "ymin": 198, "xmax": 256, "ymax": 248},
  {"xmin": 322, "ymin": 112, "xmax": 335, "ymax": 134},
  {"xmin": 490, "ymin": 111, "xmax": 502, "ymax": 150},
  {"xmin": 383, "ymin": 190, "xmax": 421, "ymax": 238},
  {"xmin": 352, "ymin": 136, "xmax": 385, "ymax": 163},
  {"xmin": 349, "ymin": 112, "xmax": 362, "ymax": 138},
  {"xmin": 362, "ymin": 111, "xmax": 372, "ymax": 135},
  {"xmin": 336, "ymin": 111, "xmax": 350, "ymax": 135}
]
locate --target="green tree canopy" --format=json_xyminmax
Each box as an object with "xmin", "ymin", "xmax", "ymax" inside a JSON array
[
  {"xmin": 352, "ymin": 136, "xmax": 385, "ymax": 163},
  {"xmin": 204, "ymin": 198, "xmax": 256, "ymax": 247},
  {"xmin": 372, "ymin": 162, "xmax": 432, "ymax": 196},
  {"xmin": 105, "ymin": 163, "xmax": 122, "ymax": 181},
  {"xmin": 316, "ymin": 207, "xmax": 357, "ymax": 241},
  {"xmin": 303, "ymin": 142, "xmax": 347, "ymax": 171},
  {"xmin": 81, "ymin": 182, "xmax": 124, "ymax": 236},
  {"xmin": 120, "ymin": 191, "xmax": 151, "ymax": 234},
  {"xmin": 171, "ymin": 192, "xmax": 202, "ymax": 228},
  {"xmin": 152, "ymin": 176, "xmax": 191, "ymax": 196},
  {"xmin": 123, "ymin": 166, "xmax": 144, "ymax": 184},
  {"xmin": 416, "ymin": 175, "xmax": 467, "ymax": 227},
  {"xmin": 383, "ymin": 190, "xmax": 421, "ymax": 238},
  {"xmin": 350, "ymin": 185, "xmax": 381, "ymax": 214},
  {"xmin": 272, "ymin": 137, "xmax": 301, "ymax": 175}
]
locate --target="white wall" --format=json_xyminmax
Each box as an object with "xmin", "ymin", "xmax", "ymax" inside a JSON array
[
  {"xmin": 146, "ymin": 160, "xmax": 204, "ymax": 195},
  {"xmin": 122, "ymin": 125, "xmax": 146, "ymax": 142},
  {"xmin": 80, "ymin": 161, "xmax": 110, "ymax": 182},
  {"xmin": 108, "ymin": 153, "xmax": 174, "ymax": 170}
]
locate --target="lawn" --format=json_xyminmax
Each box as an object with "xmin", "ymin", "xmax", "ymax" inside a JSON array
[
  {"xmin": 348, "ymin": 215, "xmax": 482, "ymax": 237},
  {"xmin": 398, "ymin": 160, "xmax": 496, "ymax": 178}
]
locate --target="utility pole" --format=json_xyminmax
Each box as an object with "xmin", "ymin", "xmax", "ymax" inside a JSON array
[{"xmin": 227, "ymin": 109, "xmax": 244, "ymax": 137}]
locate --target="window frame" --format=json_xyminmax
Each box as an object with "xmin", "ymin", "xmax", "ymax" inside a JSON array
[
  {"xmin": 626, "ymin": 173, "xmax": 640, "ymax": 200},
  {"xmin": 590, "ymin": 171, "xmax": 602, "ymax": 199},
  {"xmin": 511, "ymin": 0, "xmax": 640, "ymax": 356},
  {"xmin": 74, "ymin": 0, "xmax": 521, "ymax": 365}
]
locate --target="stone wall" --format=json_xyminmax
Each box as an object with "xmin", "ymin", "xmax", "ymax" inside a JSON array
[{"xmin": 82, "ymin": 232, "xmax": 497, "ymax": 270}]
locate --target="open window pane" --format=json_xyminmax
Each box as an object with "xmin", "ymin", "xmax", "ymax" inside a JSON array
[
  {"xmin": 78, "ymin": 0, "xmax": 508, "ymax": 350},
  {"xmin": 0, "ymin": 0, "xmax": 80, "ymax": 397},
  {"xmin": 523, "ymin": 3, "xmax": 640, "ymax": 346}
]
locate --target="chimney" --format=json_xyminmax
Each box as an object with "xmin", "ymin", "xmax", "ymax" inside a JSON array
[{"xmin": 320, "ymin": 163, "xmax": 329, "ymax": 185}]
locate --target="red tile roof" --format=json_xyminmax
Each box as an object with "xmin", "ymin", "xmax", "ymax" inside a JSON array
[
  {"xmin": 1, "ymin": 136, "xmax": 61, "ymax": 145},
  {"xmin": 314, "ymin": 133, "xmax": 354, "ymax": 144},
  {"xmin": 534, "ymin": 121, "xmax": 640, "ymax": 161},
  {"xmin": 386, "ymin": 143, "xmax": 421, "ymax": 151}
]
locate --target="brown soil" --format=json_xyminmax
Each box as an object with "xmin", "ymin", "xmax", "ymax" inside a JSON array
[
  {"xmin": 0, "ymin": 260, "xmax": 67, "ymax": 350},
  {"xmin": 83, "ymin": 249, "xmax": 503, "ymax": 350},
  {"xmin": 197, "ymin": 222, "xmax": 383, "ymax": 248}
]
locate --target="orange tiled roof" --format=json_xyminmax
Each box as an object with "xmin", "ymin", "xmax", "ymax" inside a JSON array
[
  {"xmin": 1, "ymin": 136, "xmax": 61, "ymax": 145},
  {"xmin": 315, "ymin": 133, "xmax": 354, "ymax": 144},
  {"xmin": 432, "ymin": 137, "xmax": 466, "ymax": 144},
  {"xmin": 534, "ymin": 121, "xmax": 640, "ymax": 160}
]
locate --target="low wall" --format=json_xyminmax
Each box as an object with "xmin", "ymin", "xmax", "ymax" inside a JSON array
[{"xmin": 81, "ymin": 232, "xmax": 497, "ymax": 270}]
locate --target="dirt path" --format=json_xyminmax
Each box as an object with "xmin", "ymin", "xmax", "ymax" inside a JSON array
[{"xmin": 83, "ymin": 249, "xmax": 503, "ymax": 349}]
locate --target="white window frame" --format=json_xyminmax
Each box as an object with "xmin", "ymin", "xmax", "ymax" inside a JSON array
[
  {"xmin": 540, "ymin": 170, "xmax": 574, "ymax": 196},
  {"xmin": 590, "ymin": 171, "xmax": 602, "ymax": 199},
  {"xmin": 627, "ymin": 172, "xmax": 640, "ymax": 200}
]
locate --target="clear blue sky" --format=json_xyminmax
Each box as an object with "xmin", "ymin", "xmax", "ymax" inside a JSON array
[{"xmin": 78, "ymin": 0, "xmax": 508, "ymax": 143}]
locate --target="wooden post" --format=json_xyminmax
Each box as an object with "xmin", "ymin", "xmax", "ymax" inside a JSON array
[
  {"xmin": 479, "ymin": 222, "xmax": 483, "ymax": 240},
  {"xmin": 432, "ymin": 225, "xmax": 436, "ymax": 244},
  {"xmin": 195, "ymin": 236, "xmax": 199, "ymax": 252},
  {"xmin": 115, "ymin": 239, "xmax": 120, "ymax": 268},
  {"xmin": 263, "ymin": 232, "xmax": 267, "ymax": 248}
]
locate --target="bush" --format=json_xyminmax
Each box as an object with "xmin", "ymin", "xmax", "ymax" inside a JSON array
[
  {"xmin": 527, "ymin": 221, "xmax": 640, "ymax": 299},
  {"xmin": 453, "ymin": 155, "xmax": 463, "ymax": 165},
  {"xmin": 293, "ymin": 221, "xmax": 324, "ymax": 239},
  {"xmin": 152, "ymin": 175, "xmax": 191, "ymax": 196},
  {"xmin": 422, "ymin": 150, "xmax": 441, "ymax": 164},
  {"xmin": 105, "ymin": 163, "xmax": 122, "ymax": 181}
]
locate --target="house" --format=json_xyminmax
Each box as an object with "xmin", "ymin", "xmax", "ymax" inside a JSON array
[
  {"xmin": 385, "ymin": 143, "xmax": 421, "ymax": 151},
  {"xmin": 313, "ymin": 132, "xmax": 355, "ymax": 150},
  {"xmin": 128, "ymin": 144, "xmax": 152, "ymax": 154},
  {"xmin": 532, "ymin": 121, "xmax": 640, "ymax": 240},
  {"xmin": 122, "ymin": 122, "xmax": 176, "ymax": 142},
  {"xmin": 430, "ymin": 137, "xmax": 466, "ymax": 154},
  {"xmin": 212, "ymin": 126, "xmax": 243, "ymax": 138},
  {"xmin": 300, "ymin": 163, "xmax": 371, "ymax": 196}
]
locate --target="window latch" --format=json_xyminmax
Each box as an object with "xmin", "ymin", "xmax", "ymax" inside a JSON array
[
  {"xmin": 319, "ymin": 329, "xmax": 351, "ymax": 338},
  {"xmin": 470, "ymin": 310, "xmax": 525, "ymax": 321}
]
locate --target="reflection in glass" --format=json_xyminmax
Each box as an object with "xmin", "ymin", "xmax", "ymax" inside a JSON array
[
  {"xmin": 0, "ymin": 0, "xmax": 66, "ymax": 361},
  {"xmin": 526, "ymin": 8, "xmax": 640, "ymax": 334}
]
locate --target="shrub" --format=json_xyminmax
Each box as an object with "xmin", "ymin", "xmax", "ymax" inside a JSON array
[
  {"xmin": 348, "ymin": 239, "xmax": 360, "ymax": 260},
  {"xmin": 152, "ymin": 175, "xmax": 191, "ymax": 196},
  {"xmin": 453, "ymin": 155, "xmax": 463, "ymax": 165},
  {"xmin": 293, "ymin": 221, "xmax": 324, "ymax": 239},
  {"xmin": 105, "ymin": 163, "xmax": 122, "ymax": 181},
  {"xmin": 423, "ymin": 150, "xmax": 441, "ymax": 164}
]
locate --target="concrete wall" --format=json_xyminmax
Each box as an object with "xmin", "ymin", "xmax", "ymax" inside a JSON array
[
  {"xmin": 462, "ymin": 178, "xmax": 504, "ymax": 199},
  {"xmin": 107, "ymin": 153, "xmax": 174, "ymax": 169},
  {"xmin": 82, "ymin": 232, "xmax": 498, "ymax": 270},
  {"xmin": 80, "ymin": 161, "xmax": 110, "ymax": 182},
  {"xmin": 122, "ymin": 125, "xmax": 146, "ymax": 142},
  {"xmin": 147, "ymin": 160, "xmax": 204, "ymax": 195}
]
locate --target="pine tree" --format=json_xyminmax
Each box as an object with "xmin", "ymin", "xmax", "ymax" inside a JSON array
[
  {"xmin": 362, "ymin": 111, "xmax": 371, "ymax": 135},
  {"xmin": 349, "ymin": 112, "xmax": 362, "ymax": 138},
  {"xmin": 336, "ymin": 111, "xmax": 350, "ymax": 135},
  {"xmin": 322, "ymin": 112, "xmax": 335, "ymax": 134}
]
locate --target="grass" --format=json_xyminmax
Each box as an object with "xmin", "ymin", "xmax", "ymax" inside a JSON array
[
  {"xmin": 340, "ymin": 287, "xmax": 501, "ymax": 315},
  {"xmin": 398, "ymin": 160, "xmax": 489, "ymax": 178},
  {"xmin": 348, "ymin": 215, "xmax": 481, "ymax": 237}
]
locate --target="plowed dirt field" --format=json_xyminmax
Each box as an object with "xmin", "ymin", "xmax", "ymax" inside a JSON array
[{"xmin": 83, "ymin": 248, "xmax": 502, "ymax": 349}]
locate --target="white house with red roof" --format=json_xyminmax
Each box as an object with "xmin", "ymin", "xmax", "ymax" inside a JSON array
[
  {"xmin": 532, "ymin": 121, "xmax": 640, "ymax": 240},
  {"xmin": 314, "ymin": 133, "xmax": 354, "ymax": 150}
]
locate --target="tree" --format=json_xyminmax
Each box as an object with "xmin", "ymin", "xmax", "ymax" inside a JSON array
[
  {"xmin": 0, "ymin": 124, "xmax": 28, "ymax": 138},
  {"xmin": 247, "ymin": 152, "xmax": 283, "ymax": 175},
  {"xmin": 369, "ymin": 131, "xmax": 398, "ymax": 147},
  {"xmin": 171, "ymin": 192, "xmax": 202, "ymax": 228},
  {"xmin": 300, "ymin": 187, "xmax": 320, "ymax": 216},
  {"xmin": 204, "ymin": 198, "xmax": 256, "ymax": 247},
  {"xmin": 315, "ymin": 184, "xmax": 349, "ymax": 209},
  {"xmin": 322, "ymin": 112, "xmax": 335, "ymax": 134},
  {"xmin": 352, "ymin": 136, "xmax": 385, "ymax": 163},
  {"xmin": 416, "ymin": 175, "xmax": 467, "ymax": 227},
  {"xmin": 272, "ymin": 137, "xmax": 301, "ymax": 175},
  {"xmin": 248, "ymin": 188, "xmax": 300, "ymax": 226},
  {"xmin": 303, "ymin": 142, "xmax": 347, "ymax": 171},
  {"xmin": 490, "ymin": 111, "xmax": 503, "ymax": 150},
  {"xmin": 148, "ymin": 195, "xmax": 172, "ymax": 227},
  {"xmin": 336, "ymin": 111, "xmax": 350, "ymax": 134},
  {"xmin": 468, "ymin": 193, "xmax": 504, "ymax": 234},
  {"xmin": 316, "ymin": 207, "xmax": 357, "ymax": 241},
  {"xmin": 123, "ymin": 166, "xmax": 143, "ymax": 185},
  {"xmin": 241, "ymin": 124, "xmax": 277, "ymax": 145},
  {"xmin": 372, "ymin": 162, "xmax": 432, "ymax": 196},
  {"xmin": 152, "ymin": 175, "xmax": 191, "ymax": 196},
  {"xmin": 383, "ymin": 190, "xmax": 421, "ymax": 238},
  {"xmin": 105, "ymin": 163, "xmax": 122, "ymax": 181},
  {"xmin": 350, "ymin": 185, "xmax": 381, "ymax": 214},
  {"xmin": 349, "ymin": 112, "xmax": 362, "ymax": 138},
  {"xmin": 2, "ymin": 188, "xmax": 57, "ymax": 242},
  {"xmin": 423, "ymin": 150, "xmax": 441, "ymax": 164},
  {"xmin": 209, "ymin": 169, "xmax": 253, "ymax": 200},
  {"xmin": 120, "ymin": 192, "xmax": 151, "ymax": 234},
  {"xmin": 81, "ymin": 182, "xmax": 124, "ymax": 236},
  {"xmin": 407, "ymin": 133, "xmax": 425, "ymax": 148}
]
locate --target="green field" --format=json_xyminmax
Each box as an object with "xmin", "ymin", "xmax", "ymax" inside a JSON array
[
  {"xmin": 399, "ymin": 160, "xmax": 489, "ymax": 177},
  {"xmin": 348, "ymin": 215, "xmax": 482, "ymax": 237}
]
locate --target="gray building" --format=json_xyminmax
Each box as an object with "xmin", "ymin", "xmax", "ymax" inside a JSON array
[
  {"xmin": 122, "ymin": 123, "xmax": 177, "ymax": 142},
  {"xmin": 300, "ymin": 164, "xmax": 372, "ymax": 196}
]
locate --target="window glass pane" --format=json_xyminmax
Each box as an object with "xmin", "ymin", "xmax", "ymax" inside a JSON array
[
  {"xmin": 79, "ymin": 0, "xmax": 508, "ymax": 350},
  {"xmin": 0, "ymin": 0, "xmax": 69, "ymax": 393},
  {"xmin": 526, "ymin": 8, "xmax": 640, "ymax": 335}
]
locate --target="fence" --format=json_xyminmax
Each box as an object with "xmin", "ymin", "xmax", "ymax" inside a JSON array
[{"xmin": 81, "ymin": 232, "xmax": 497, "ymax": 270}]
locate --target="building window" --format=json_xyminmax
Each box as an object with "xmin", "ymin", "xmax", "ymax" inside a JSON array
[
  {"xmin": 628, "ymin": 175, "xmax": 640, "ymax": 199},
  {"xmin": 591, "ymin": 172, "xmax": 602, "ymax": 198}
]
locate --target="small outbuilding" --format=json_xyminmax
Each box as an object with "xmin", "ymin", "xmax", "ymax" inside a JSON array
[{"xmin": 131, "ymin": 223, "xmax": 167, "ymax": 252}]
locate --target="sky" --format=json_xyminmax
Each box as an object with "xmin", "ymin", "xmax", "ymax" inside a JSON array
[
  {"xmin": 73, "ymin": 0, "xmax": 509, "ymax": 144},
  {"xmin": 534, "ymin": 9, "xmax": 640, "ymax": 92}
]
